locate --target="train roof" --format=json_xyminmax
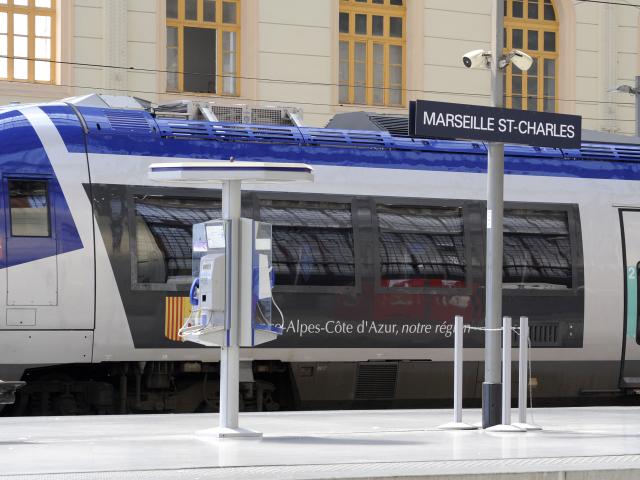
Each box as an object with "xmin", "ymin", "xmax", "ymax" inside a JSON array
[
  {"xmin": 6, "ymin": 96, "xmax": 640, "ymax": 179},
  {"xmin": 326, "ymin": 111, "xmax": 640, "ymax": 146}
]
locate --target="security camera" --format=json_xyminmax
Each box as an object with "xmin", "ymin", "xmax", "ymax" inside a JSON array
[
  {"xmin": 462, "ymin": 49, "xmax": 489, "ymax": 69},
  {"xmin": 612, "ymin": 84, "xmax": 637, "ymax": 95},
  {"xmin": 510, "ymin": 50, "xmax": 533, "ymax": 71}
]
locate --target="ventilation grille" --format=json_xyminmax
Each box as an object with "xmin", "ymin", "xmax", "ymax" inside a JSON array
[
  {"xmin": 211, "ymin": 105, "xmax": 243, "ymax": 123},
  {"xmin": 234, "ymin": 125, "xmax": 301, "ymax": 142},
  {"xmin": 303, "ymin": 128, "xmax": 390, "ymax": 148},
  {"xmin": 162, "ymin": 121, "xmax": 209, "ymax": 138},
  {"xmin": 155, "ymin": 102, "xmax": 301, "ymax": 126},
  {"xmin": 573, "ymin": 143, "xmax": 640, "ymax": 162},
  {"xmin": 251, "ymin": 107, "xmax": 295, "ymax": 126},
  {"xmin": 105, "ymin": 111, "xmax": 153, "ymax": 134},
  {"xmin": 156, "ymin": 119, "xmax": 492, "ymax": 154},
  {"xmin": 529, "ymin": 323, "xmax": 560, "ymax": 347},
  {"xmin": 579, "ymin": 144, "xmax": 616, "ymax": 160},
  {"xmin": 157, "ymin": 119, "xmax": 303, "ymax": 144},
  {"xmin": 613, "ymin": 145, "xmax": 640, "ymax": 161},
  {"xmin": 355, "ymin": 362, "xmax": 398, "ymax": 400},
  {"xmin": 369, "ymin": 114, "xmax": 409, "ymax": 137}
]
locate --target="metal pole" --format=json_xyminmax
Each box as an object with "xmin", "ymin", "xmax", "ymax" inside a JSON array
[
  {"xmin": 486, "ymin": 316, "xmax": 524, "ymax": 432},
  {"xmin": 634, "ymin": 75, "xmax": 640, "ymax": 137},
  {"xmin": 453, "ymin": 315, "xmax": 463, "ymax": 423},
  {"xmin": 501, "ymin": 316, "xmax": 511, "ymax": 426},
  {"xmin": 220, "ymin": 179, "xmax": 241, "ymax": 430},
  {"xmin": 518, "ymin": 316, "xmax": 528, "ymax": 424},
  {"xmin": 513, "ymin": 316, "xmax": 541, "ymax": 431},
  {"xmin": 483, "ymin": 0, "xmax": 505, "ymax": 429},
  {"xmin": 437, "ymin": 316, "xmax": 477, "ymax": 430}
]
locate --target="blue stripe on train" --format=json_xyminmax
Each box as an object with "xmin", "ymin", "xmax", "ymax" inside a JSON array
[
  {"xmin": 0, "ymin": 109, "xmax": 83, "ymax": 269},
  {"xmin": 56, "ymin": 106, "xmax": 640, "ymax": 182},
  {"xmin": 82, "ymin": 133, "xmax": 640, "ymax": 182}
]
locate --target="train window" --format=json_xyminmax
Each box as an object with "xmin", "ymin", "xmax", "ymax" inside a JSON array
[
  {"xmin": 377, "ymin": 205, "xmax": 466, "ymax": 288},
  {"xmin": 8, "ymin": 179, "xmax": 50, "ymax": 237},
  {"xmin": 134, "ymin": 196, "xmax": 221, "ymax": 285},
  {"xmin": 259, "ymin": 199, "xmax": 356, "ymax": 287},
  {"xmin": 503, "ymin": 209, "xmax": 572, "ymax": 289}
]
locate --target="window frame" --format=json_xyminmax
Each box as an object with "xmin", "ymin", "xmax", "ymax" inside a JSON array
[
  {"xmin": 0, "ymin": 0, "xmax": 56, "ymax": 84},
  {"xmin": 338, "ymin": 0, "xmax": 406, "ymax": 107},
  {"xmin": 252, "ymin": 191, "xmax": 362, "ymax": 295},
  {"xmin": 503, "ymin": 0, "xmax": 559, "ymax": 112},
  {"xmin": 7, "ymin": 177, "xmax": 52, "ymax": 239},
  {"xmin": 495, "ymin": 202, "xmax": 582, "ymax": 297},
  {"xmin": 128, "ymin": 186, "xmax": 223, "ymax": 292},
  {"xmin": 165, "ymin": 0, "xmax": 241, "ymax": 96},
  {"xmin": 373, "ymin": 197, "xmax": 474, "ymax": 295}
]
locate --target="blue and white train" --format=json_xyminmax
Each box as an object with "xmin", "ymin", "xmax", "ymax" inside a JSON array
[{"xmin": 0, "ymin": 95, "xmax": 639, "ymax": 415}]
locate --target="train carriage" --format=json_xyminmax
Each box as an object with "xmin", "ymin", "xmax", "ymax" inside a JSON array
[{"xmin": 0, "ymin": 95, "xmax": 638, "ymax": 414}]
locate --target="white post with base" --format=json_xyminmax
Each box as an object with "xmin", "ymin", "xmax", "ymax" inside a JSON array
[
  {"xmin": 210, "ymin": 179, "xmax": 257, "ymax": 438},
  {"xmin": 511, "ymin": 316, "xmax": 541, "ymax": 431},
  {"xmin": 149, "ymin": 161, "xmax": 313, "ymax": 438},
  {"xmin": 438, "ymin": 316, "xmax": 477, "ymax": 430},
  {"xmin": 486, "ymin": 316, "xmax": 525, "ymax": 432}
]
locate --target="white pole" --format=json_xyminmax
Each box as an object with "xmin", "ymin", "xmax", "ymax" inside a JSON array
[
  {"xmin": 518, "ymin": 316, "xmax": 528, "ymax": 424},
  {"xmin": 220, "ymin": 179, "xmax": 241, "ymax": 430},
  {"xmin": 486, "ymin": 316, "xmax": 523, "ymax": 431},
  {"xmin": 501, "ymin": 316, "xmax": 512, "ymax": 426},
  {"xmin": 512, "ymin": 316, "xmax": 541, "ymax": 431},
  {"xmin": 453, "ymin": 315, "xmax": 463, "ymax": 423},
  {"xmin": 437, "ymin": 316, "xmax": 477, "ymax": 430}
]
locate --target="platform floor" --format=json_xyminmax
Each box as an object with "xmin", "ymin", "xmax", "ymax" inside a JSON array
[{"xmin": 2, "ymin": 407, "xmax": 640, "ymax": 479}]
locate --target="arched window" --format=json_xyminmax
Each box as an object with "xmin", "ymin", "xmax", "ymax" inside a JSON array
[
  {"xmin": 166, "ymin": 0, "xmax": 240, "ymax": 95},
  {"xmin": 504, "ymin": 0, "xmax": 558, "ymax": 112},
  {"xmin": 338, "ymin": 0, "xmax": 405, "ymax": 107},
  {"xmin": 0, "ymin": 0, "xmax": 55, "ymax": 83}
]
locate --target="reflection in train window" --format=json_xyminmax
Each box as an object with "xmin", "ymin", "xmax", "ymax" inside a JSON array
[
  {"xmin": 134, "ymin": 196, "xmax": 221, "ymax": 285},
  {"xmin": 8, "ymin": 179, "xmax": 50, "ymax": 237},
  {"xmin": 259, "ymin": 200, "xmax": 355, "ymax": 287},
  {"xmin": 503, "ymin": 209, "xmax": 572, "ymax": 289},
  {"xmin": 377, "ymin": 205, "xmax": 465, "ymax": 288}
]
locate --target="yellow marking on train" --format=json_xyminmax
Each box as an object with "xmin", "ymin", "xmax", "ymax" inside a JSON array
[{"xmin": 164, "ymin": 297, "xmax": 191, "ymax": 342}]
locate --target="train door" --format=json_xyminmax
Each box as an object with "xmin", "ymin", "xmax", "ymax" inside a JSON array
[
  {"xmin": 2, "ymin": 172, "xmax": 94, "ymax": 331},
  {"xmin": 619, "ymin": 209, "xmax": 640, "ymax": 386},
  {"xmin": 4, "ymin": 177, "xmax": 57, "ymax": 306}
]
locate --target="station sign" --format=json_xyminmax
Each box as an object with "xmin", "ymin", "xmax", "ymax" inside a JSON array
[{"xmin": 410, "ymin": 100, "xmax": 582, "ymax": 149}]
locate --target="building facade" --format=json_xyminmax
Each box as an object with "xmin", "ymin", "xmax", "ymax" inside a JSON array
[{"xmin": 0, "ymin": 0, "xmax": 638, "ymax": 133}]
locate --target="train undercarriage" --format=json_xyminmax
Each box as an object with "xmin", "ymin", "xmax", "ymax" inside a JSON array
[
  {"xmin": 3, "ymin": 361, "xmax": 285, "ymax": 416},
  {"xmin": 2, "ymin": 359, "xmax": 640, "ymax": 416}
]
